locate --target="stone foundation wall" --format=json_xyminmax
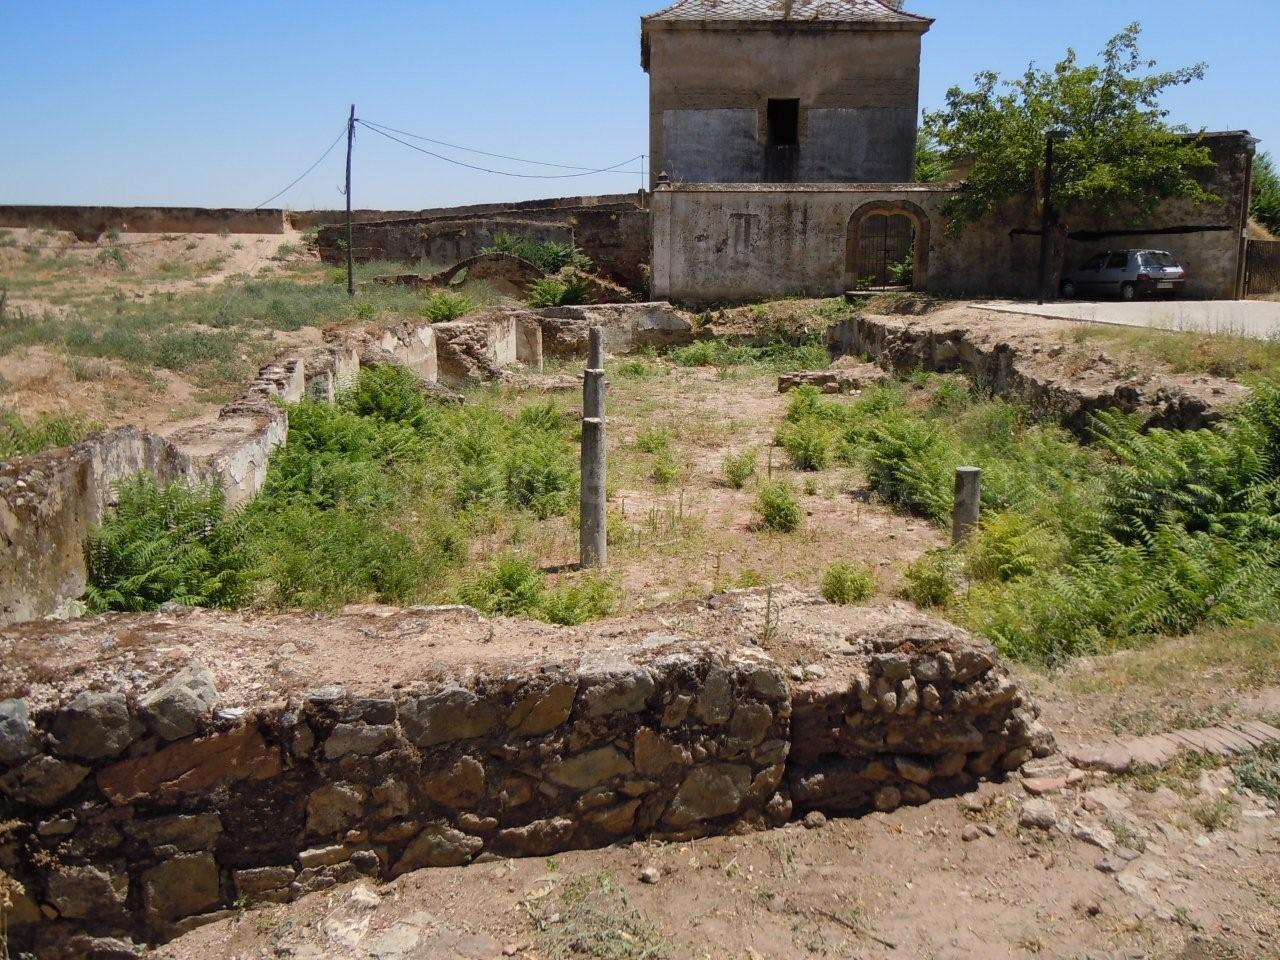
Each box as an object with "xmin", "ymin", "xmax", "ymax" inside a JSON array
[
  {"xmin": 0, "ymin": 599, "xmax": 1051, "ymax": 957},
  {"xmin": 826, "ymin": 312, "xmax": 1236, "ymax": 433},
  {"xmin": 0, "ymin": 636, "xmax": 793, "ymax": 954},
  {"xmin": 788, "ymin": 624, "xmax": 1052, "ymax": 815}
]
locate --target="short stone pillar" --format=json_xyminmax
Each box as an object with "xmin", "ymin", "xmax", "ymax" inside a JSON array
[
  {"xmin": 952, "ymin": 466, "xmax": 982, "ymax": 545},
  {"xmin": 580, "ymin": 327, "xmax": 607, "ymax": 568}
]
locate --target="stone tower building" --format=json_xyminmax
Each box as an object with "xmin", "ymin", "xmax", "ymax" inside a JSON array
[{"xmin": 641, "ymin": 0, "xmax": 934, "ymax": 185}]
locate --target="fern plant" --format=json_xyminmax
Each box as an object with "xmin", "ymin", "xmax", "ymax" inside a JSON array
[{"xmin": 84, "ymin": 475, "xmax": 249, "ymax": 612}]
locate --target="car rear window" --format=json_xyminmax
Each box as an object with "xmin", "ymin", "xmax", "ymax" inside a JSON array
[{"xmin": 1141, "ymin": 252, "xmax": 1178, "ymax": 267}]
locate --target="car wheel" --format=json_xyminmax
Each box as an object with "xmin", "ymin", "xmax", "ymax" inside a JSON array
[
  {"xmin": 1061, "ymin": 280, "xmax": 1077, "ymax": 299},
  {"xmin": 1120, "ymin": 282, "xmax": 1137, "ymax": 302}
]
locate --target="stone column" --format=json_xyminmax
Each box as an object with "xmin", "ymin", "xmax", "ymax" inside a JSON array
[
  {"xmin": 580, "ymin": 327, "xmax": 607, "ymax": 568},
  {"xmin": 952, "ymin": 466, "xmax": 982, "ymax": 545}
]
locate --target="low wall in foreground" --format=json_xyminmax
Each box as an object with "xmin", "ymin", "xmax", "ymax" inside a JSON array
[{"xmin": 0, "ymin": 594, "xmax": 1052, "ymax": 956}]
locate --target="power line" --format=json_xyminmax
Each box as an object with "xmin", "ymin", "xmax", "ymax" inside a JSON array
[
  {"xmin": 254, "ymin": 124, "xmax": 348, "ymax": 209},
  {"xmin": 360, "ymin": 118, "xmax": 641, "ymax": 173},
  {"xmin": 356, "ymin": 120, "xmax": 643, "ymax": 179}
]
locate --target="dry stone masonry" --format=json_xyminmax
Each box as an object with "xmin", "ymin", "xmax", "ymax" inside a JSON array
[{"xmin": 0, "ymin": 594, "xmax": 1051, "ymax": 957}]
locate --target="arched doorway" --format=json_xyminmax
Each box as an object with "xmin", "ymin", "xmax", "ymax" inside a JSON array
[{"xmin": 846, "ymin": 201, "xmax": 931, "ymax": 291}]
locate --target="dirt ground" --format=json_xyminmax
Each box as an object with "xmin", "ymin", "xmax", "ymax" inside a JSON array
[
  {"xmin": 484, "ymin": 362, "xmax": 944, "ymax": 614},
  {"xmin": 0, "ymin": 226, "xmax": 325, "ymax": 432}
]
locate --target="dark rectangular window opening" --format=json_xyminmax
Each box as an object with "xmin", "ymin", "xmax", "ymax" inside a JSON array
[{"xmin": 767, "ymin": 99, "xmax": 800, "ymax": 147}]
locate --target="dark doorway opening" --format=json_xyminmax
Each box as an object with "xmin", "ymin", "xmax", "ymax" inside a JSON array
[
  {"xmin": 858, "ymin": 213, "xmax": 916, "ymax": 287},
  {"xmin": 767, "ymin": 99, "xmax": 800, "ymax": 147}
]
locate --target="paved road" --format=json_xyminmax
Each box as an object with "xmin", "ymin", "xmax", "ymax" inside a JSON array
[{"xmin": 979, "ymin": 299, "xmax": 1280, "ymax": 340}]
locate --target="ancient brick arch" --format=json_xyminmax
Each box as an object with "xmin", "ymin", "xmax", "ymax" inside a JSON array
[{"xmin": 846, "ymin": 200, "xmax": 932, "ymax": 290}]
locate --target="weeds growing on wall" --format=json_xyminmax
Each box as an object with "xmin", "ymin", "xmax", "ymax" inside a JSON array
[
  {"xmin": 782, "ymin": 378, "xmax": 1280, "ymax": 665},
  {"xmin": 0, "ymin": 409, "xmax": 99, "ymax": 460},
  {"xmin": 482, "ymin": 234, "xmax": 593, "ymax": 274},
  {"xmin": 421, "ymin": 291, "xmax": 476, "ymax": 323},
  {"xmin": 527, "ymin": 273, "xmax": 593, "ymax": 308},
  {"xmin": 84, "ymin": 366, "xmax": 602, "ymax": 621}
]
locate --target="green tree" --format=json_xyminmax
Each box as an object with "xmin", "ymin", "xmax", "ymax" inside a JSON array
[
  {"xmin": 914, "ymin": 132, "xmax": 949, "ymax": 183},
  {"xmin": 1252, "ymin": 151, "xmax": 1280, "ymax": 235},
  {"xmin": 924, "ymin": 24, "xmax": 1216, "ymax": 291}
]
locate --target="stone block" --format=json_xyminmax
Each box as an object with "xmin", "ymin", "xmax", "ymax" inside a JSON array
[
  {"xmin": 0, "ymin": 755, "xmax": 90, "ymax": 807},
  {"xmin": 142, "ymin": 853, "xmax": 221, "ymax": 925},
  {"xmin": 548, "ymin": 747, "xmax": 634, "ymax": 790},
  {"xmin": 51, "ymin": 692, "xmax": 143, "ymax": 761},
  {"xmin": 422, "ymin": 756, "xmax": 486, "ymax": 809},
  {"xmin": 506, "ymin": 681, "xmax": 576, "ymax": 737},
  {"xmin": 0, "ymin": 699, "xmax": 38, "ymax": 766},
  {"xmin": 393, "ymin": 825, "xmax": 483, "ymax": 874},
  {"xmin": 663, "ymin": 764, "xmax": 752, "ymax": 827},
  {"xmin": 126, "ymin": 814, "xmax": 223, "ymax": 852},
  {"xmin": 307, "ymin": 782, "xmax": 366, "ymax": 837},
  {"xmin": 96, "ymin": 724, "xmax": 282, "ymax": 805},
  {"xmin": 46, "ymin": 864, "xmax": 128, "ymax": 920},
  {"xmin": 398, "ymin": 686, "xmax": 498, "ymax": 749},
  {"xmin": 577, "ymin": 653, "xmax": 655, "ymax": 718},
  {"xmin": 139, "ymin": 662, "xmax": 218, "ymax": 741},
  {"xmin": 323, "ymin": 723, "xmax": 396, "ymax": 759}
]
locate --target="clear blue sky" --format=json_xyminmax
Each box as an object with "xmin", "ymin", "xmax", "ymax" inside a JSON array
[{"xmin": 3, "ymin": 1, "xmax": 1275, "ymax": 210}]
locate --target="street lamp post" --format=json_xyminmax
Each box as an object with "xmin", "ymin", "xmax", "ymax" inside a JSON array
[{"xmin": 1036, "ymin": 129, "xmax": 1069, "ymax": 305}]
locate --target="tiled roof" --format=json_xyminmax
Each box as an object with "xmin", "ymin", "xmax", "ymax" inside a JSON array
[{"xmin": 643, "ymin": 0, "xmax": 932, "ymax": 26}]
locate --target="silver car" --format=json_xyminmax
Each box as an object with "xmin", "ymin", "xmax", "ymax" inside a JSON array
[{"xmin": 1060, "ymin": 249, "xmax": 1187, "ymax": 301}]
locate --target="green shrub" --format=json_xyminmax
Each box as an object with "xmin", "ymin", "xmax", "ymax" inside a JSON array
[
  {"xmin": 670, "ymin": 335, "xmax": 828, "ymax": 374},
  {"xmin": 505, "ymin": 435, "xmax": 577, "ymax": 519},
  {"xmin": 483, "ymin": 234, "xmax": 593, "ymax": 274},
  {"xmin": 421, "ymin": 291, "xmax": 476, "ymax": 323},
  {"xmin": 0, "ymin": 409, "xmax": 99, "ymax": 460},
  {"xmin": 455, "ymin": 553, "xmax": 547, "ymax": 617},
  {"xmin": 85, "ymin": 475, "xmax": 249, "ymax": 613},
  {"xmin": 821, "ymin": 562, "xmax": 876, "ymax": 605},
  {"xmin": 722, "ymin": 449, "xmax": 758, "ymax": 489},
  {"xmin": 756, "ymin": 481, "xmax": 802, "ymax": 532},
  {"xmin": 651, "ymin": 449, "xmax": 680, "ymax": 488},
  {"xmin": 540, "ymin": 577, "xmax": 616, "ymax": 626},
  {"xmin": 864, "ymin": 417, "xmax": 954, "ymax": 520},
  {"xmin": 616, "ymin": 359, "xmax": 656, "ymax": 379},
  {"xmin": 901, "ymin": 550, "xmax": 957, "ymax": 609},
  {"xmin": 635, "ymin": 427, "xmax": 672, "ymax": 455},
  {"xmin": 527, "ymin": 274, "xmax": 592, "ymax": 308},
  {"xmin": 778, "ymin": 419, "xmax": 832, "ymax": 471}
]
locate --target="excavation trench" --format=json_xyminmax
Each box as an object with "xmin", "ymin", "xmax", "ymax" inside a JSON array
[{"xmin": 826, "ymin": 310, "xmax": 1243, "ymax": 434}]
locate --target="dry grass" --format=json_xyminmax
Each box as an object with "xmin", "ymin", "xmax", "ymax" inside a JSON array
[
  {"xmin": 1057, "ymin": 624, "xmax": 1279, "ymax": 736},
  {"xmin": 1070, "ymin": 324, "xmax": 1280, "ymax": 381}
]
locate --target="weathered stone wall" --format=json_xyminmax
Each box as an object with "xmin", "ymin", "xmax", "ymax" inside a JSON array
[
  {"xmin": 644, "ymin": 22, "xmax": 928, "ymax": 184},
  {"xmin": 0, "ymin": 635, "xmax": 791, "ymax": 954},
  {"xmin": 316, "ymin": 199, "xmax": 653, "ymax": 291},
  {"xmin": 651, "ymin": 132, "xmax": 1255, "ymax": 303},
  {"xmin": 537, "ymin": 303, "xmax": 695, "ymax": 359},
  {"xmin": 0, "ymin": 597, "xmax": 1049, "ymax": 957},
  {"xmin": 826, "ymin": 311, "xmax": 1240, "ymax": 433},
  {"xmin": 0, "ymin": 206, "xmax": 286, "ymax": 243}
]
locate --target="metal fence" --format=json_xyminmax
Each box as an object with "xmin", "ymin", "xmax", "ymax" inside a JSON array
[{"xmin": 1246, "ymin": 239, "xmax": 1280, "ymax": 297}]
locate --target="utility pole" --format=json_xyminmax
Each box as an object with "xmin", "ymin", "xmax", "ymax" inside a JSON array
[
  {"xmin": 1036, "ymin": 129, "xmax": 1068, "ymax": 305},
  {"xmin": 345, "ymin": 104, "xmax": 356, "ymax": 299}
]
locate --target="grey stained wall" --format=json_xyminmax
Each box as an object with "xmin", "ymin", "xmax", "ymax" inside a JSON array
[
  {"xmin": 652, "ymin": 133, "xmax": 1255, "ymax": 304},
  {"xmin": 646, "ymin": 26, "xmax": 924, "ymax": 185}
]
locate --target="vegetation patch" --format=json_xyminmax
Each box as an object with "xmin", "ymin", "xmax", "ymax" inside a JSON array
[
  {"xmin": 779, "ymin": 375, "xmax": 1280, "ymax": 665},
  {"xmin": 482, "ymin": 234, "xmax": 593, "ymax": 274},
  {"xmin": 0, "ymin": 409, "xmax": 99, "ymax": 460},
  {"xmin": 83, "ymin": 367, "xmax": 609, "ymax": 623}
]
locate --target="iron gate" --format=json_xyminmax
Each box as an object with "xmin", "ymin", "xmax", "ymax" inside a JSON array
[
  {"xmin": 1246, "ymin": 239, "xmax": 1280, "ymax": 297},
  {"xmin": 858, "ymin": 213, "xmax": 914, "ymax": 287}
]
